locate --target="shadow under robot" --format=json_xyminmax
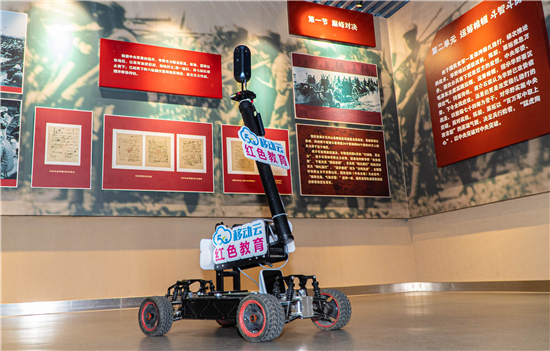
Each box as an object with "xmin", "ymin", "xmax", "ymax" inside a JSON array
[{"xmin": 138, "ymin": 45, "xmax": 352, "ymax": 343}]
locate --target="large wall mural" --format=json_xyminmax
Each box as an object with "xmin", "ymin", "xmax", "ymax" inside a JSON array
[
  {"xmin": 2, "ymin": 1, "xmax": 547, "ymax": 220},
  {"xmin": 0, "ymin": 1, "xmax": 408, "ymax": 218},
  {"xmin": 389, "ymin": 1, "xmax": 550, "ymax": 217}
]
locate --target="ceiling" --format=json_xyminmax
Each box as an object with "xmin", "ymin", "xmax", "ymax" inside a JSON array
[{"xmin": 308, "ymin": 0, "xmax": 409, "ymax": 18}]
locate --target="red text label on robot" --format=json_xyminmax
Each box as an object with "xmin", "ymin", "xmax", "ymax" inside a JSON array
[
  {"xmin": 238, "ymin": 127, "xmax": 290, "ymax": 170},
  {"xmin": 212, "ymin": 220, "xmax": 268, "ymax": 265}
]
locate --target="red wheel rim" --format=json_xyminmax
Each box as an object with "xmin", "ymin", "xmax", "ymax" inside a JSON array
[
  {"xmin": 141, "ymin": 302, "xmax": 159, "ymax": 331},
  {"xmin": 314, "ymin": 292, "xmax": 340, "ymax": 328},
  {"xmin": 239, "ymin": 299, "xmax": 266, "ymax": 337}
]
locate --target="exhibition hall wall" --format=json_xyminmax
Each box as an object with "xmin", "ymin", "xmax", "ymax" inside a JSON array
[
  {"xmin": 389, "ymin": 1, "xmax": 550, "ymax": 217},
  {"xmin": 1, "ymin": 1, "xmax": 548, "ymax": 304},
  {"xmin": 0, "ymin": 1, "xmax": 407, "ymax": 219}
]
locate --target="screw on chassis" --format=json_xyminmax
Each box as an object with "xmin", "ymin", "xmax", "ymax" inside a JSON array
[{"xmin": 138, "ymin": 45, "xmax": 352, "ymax": 343}]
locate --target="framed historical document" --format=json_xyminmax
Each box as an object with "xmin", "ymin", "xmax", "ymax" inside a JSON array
[
  {"xmin": 31, "ymin": 107, "xmax": 93, "ymax": 189},
  {"xmin": 103, "ymin": 115, "xmax": 213, "ymax": 192}
]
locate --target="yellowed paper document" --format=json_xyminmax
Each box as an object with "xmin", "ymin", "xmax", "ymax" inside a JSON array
[
  {"xmin": 231, "ymin": 140, "xmax": 254, "ymax": 172},
  {"xmin": 179, "ymin": 137, "xmax": 204, "ymax": 171},
  {"xmin": 45, "ymin": 124, "xmax": 81, "ymax": 165},
  {"xmin": 115, "ymin": 133, "xmax": 142, "ymax": 167},
  {"xmin": 145, "ymin": 135, "xmax": 171, "ymax": 168}
]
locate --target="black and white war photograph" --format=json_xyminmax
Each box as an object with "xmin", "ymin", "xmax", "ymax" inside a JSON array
[
  {"xmin": 1, "ymin": 98, "xmax": 21, "ymax": 186},
  {"xmin": 293, "ymin": 66, "xmax": 381, "ymax": 112},
  {"xmin": 1, "ymin": 10, "xmax": 27, "ymax": 93}
]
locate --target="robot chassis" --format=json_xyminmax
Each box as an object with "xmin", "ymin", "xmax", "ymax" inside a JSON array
[{"xmin": 138, "ymin": 47, "xmax": 352, "ymax": 343}]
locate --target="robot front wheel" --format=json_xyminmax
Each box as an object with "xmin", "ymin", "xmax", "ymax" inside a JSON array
[
  {"xmin": 236, "ymin": 294, "xmax": 285, "ymax": 343},
  {"xmin": 138, "ymin": 296, "xmax": 173, "ymax": 336}
]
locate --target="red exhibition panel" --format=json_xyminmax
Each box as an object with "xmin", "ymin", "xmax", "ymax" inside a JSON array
[
  {"xmin": 425, "ymin": 0, "xmax": 550, "ymax": 167},
  {"xmin": 287, "ymin": 1, "xmax": 375, "ymax": 47},
  {"xmin": 31, "ymin": 107, "xmax": 93, "ymax": 189},
  {"xmin": 99, "ymin": 38, "xmax": 222, "ymax": 99},
  {"xmin": 1, "ymin": 86, "xmax": 22, "ymax": 94},
  {"xmin": 222, "ymin": 125, "xmax": 292, "ymax": 195},
  {"xmin": 103, "ymin": 115, "xmax": 213, "ymax": 192},
  {"xmin": 292, "ymin": 53, "xmax": 382, "ymax": 126},
  {"xmin": 296, "ymin": 124, "xmax": 390, "ymax": 197}
]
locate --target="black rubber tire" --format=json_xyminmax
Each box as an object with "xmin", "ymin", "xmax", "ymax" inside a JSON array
[
  {"xmin": 138, "ymin": 296, "xmax": 174, "ymax": 336},
  {"xmin": 237, "ymin": 294, "xmax": 285, "ymax": 342},
  {"xmin": 216, "ymin": 319, "xmax": 237, "ymax": 327},
  {"xmin": 312, "ymin": 289, "xmax": 352, "ymax": 330}
]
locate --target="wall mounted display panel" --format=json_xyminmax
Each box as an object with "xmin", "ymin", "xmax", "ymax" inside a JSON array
[
  {"xmin": 296, "ymin": 124, "xmax": 390, "ymax": 197},
  {"xmin": 99, "ymin": 39, "xmax": 222, "ymax": 99},
  {"xmin": 0, "ymin": 10, "xmax": 27, "ymax": 94},
  {"xmin": 0, "ymin": 98, "xmax": 21, "ymax": 187},
  {"xmin": 0, "ymin": 0, "xmax": 409, "ymax": 219},
  {"xmin": 287, "ymin": 1, "xmax": 376, "ymax": 47},
  {"xmin": 103, "ymin": 115, "xmax": 213, "ymax": 193},
  {"xmin": 425, "ymin": 0, "xmax": 550, "ymax": 167},
  {"xmin": 292, "ymin": 53, "xmax": 382, "ymax": 126},
  {"xmin": 31, "ymin": 107, "xmax": 93, "ymax": 189},
  {"xmin": 222, "ymin": 124, "xmax": 292, "ymax": 195}
]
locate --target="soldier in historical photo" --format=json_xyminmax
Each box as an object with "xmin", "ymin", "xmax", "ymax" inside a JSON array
[{"xmin": 0, "ymin": 105, "xmax": 17, "ymax": 179}]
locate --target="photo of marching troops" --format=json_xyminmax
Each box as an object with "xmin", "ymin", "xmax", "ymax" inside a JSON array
[
  {"xmin": 1, "ymin": 10, "xmax": 27, "ymax": 91},
  {"xmin": 293, "ymin": 67, "xmax": 381, "ymax": 112}
]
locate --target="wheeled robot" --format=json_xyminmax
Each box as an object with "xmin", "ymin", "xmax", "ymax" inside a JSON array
[{"xmin": 138, "ymin": 45, "xmax": 352, "ymax": 343}]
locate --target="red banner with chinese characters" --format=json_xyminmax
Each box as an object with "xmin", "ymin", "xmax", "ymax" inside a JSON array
[
  {"xmin": 222, "ymin": 125, "xmax": 292, "ymax": 195},
  {"xmin": 292, "ymin": 53, "xmax": 382, "ymax": 126},
  {"xmin": 103, "ymin": 115, "xmax": 214, "ymax": 192},
  {"xmin": 425, "ymin": 0, "xmax": 550, "ymax": 167},
  {"xmin": 296, "ymin": 124, "xmax": 390, "ymax": 197},
  {"xmin": 31, "ymin": 107, "xmax": 93, "ymax": 189},
  {"xmin": 287, "ymin": 1, "xmax": 375, "ymax": 47},
  {"xmin": 99, "ymin": 39, "xmax": 222, "ymax": 99}
]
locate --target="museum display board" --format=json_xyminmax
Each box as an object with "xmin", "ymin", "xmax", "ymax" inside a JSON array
[
  {"xmin": 102, "ymin": 115, "xmax": 214, "ymax": 193},
  {"xmin": 390, "ymin": 0, "xmax": 550, "ymax": 217},
  {"xmin": 425, "ymin": 0, "xmax": 550, "ymax": 167},
  {"xmin": 292, "ymin": 53, "xmax": 382, "ymax": 126},
  {"xmin": 287, "ymin": 1, "xmax": 376, "ymax": 47},
  {"xmin": 31, "ymin": 108, "xmax": 93, "ymax": 189},
  {"xmin": 99, "ymin": 39, "xmax": 223, "ymax": 99},
  {"xmin": 296, "ymin": 124, "xmax": 390, "ymax": 197}
]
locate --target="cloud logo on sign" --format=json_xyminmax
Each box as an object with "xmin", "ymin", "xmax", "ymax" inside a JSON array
[
  {"xmin": 212, "ymin": 225, "xmax": 232, "ymax": 246},
  {"xmin": 238, "ymin": 126, "xmax": 259, "ymax": 146}
]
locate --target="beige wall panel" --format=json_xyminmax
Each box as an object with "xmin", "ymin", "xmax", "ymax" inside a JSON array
[
  {"xmin": 284, "ymin": 245, "xmax": 417, "ymax": 287},
  {"xmin": 410, "ymin": 193, "xmax": 550, "ymax": 282},
  {"xmin": 1, "ymin": 216, "xmax": 414, "ymax": 303},
  {"xmin": 1, "ymin": 250, "xmax": 209, "ymax": 303},
  {"xmin": 1, "ymin": 244, "xmax": 416, "ymax": 303}
]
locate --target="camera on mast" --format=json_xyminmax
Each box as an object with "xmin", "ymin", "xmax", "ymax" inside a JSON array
[{"xmin": 233, "ymin": 45, "xmax": 251, "ymax": 84}]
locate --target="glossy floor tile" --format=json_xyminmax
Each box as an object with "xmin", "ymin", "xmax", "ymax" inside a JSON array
[{"xmin": 2, "ymin": 292, "xmax": 549, "ymax": 350}]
